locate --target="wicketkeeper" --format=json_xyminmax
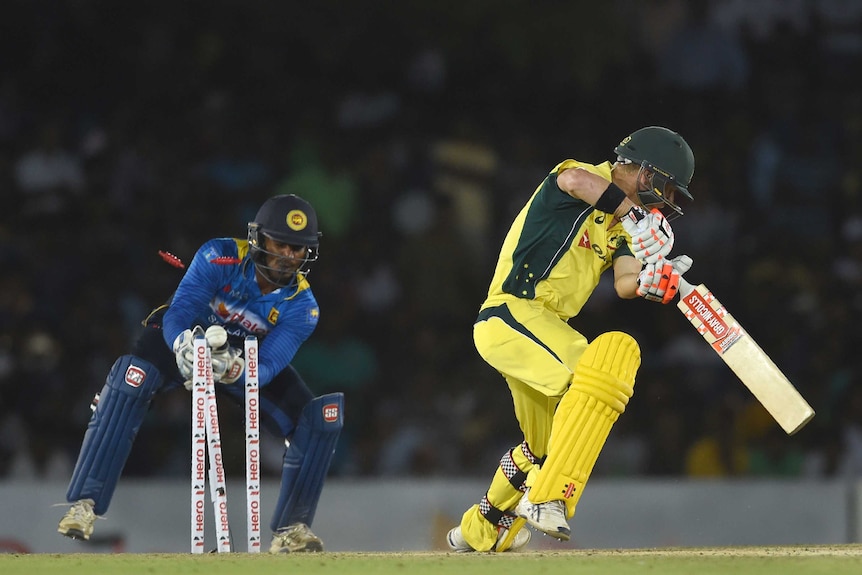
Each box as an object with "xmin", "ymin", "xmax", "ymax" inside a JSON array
[
  {"xmin": 447, "ymin": 127, "xmax": 696, "ymax": 552},
  {"xmin": 58, "ymin": 194, "xmax": 344, "ymax": 553}
]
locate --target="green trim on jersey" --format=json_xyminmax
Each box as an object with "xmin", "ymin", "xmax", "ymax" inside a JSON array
[
  {"xmin": 482, "ymin": 159, "xmax": 633, "ymax": 321},
  {"xmin": 477, "ymin": 303, "xmax": 562, "ymax": 363},
  {"xmin": 501, "ymin": 173, "xmax": 594, "ymax": 299}
]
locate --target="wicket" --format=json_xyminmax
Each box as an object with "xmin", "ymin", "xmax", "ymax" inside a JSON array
[{"xmin": 190, "ymin": 334, "xmax": 260, "ymax": 553}]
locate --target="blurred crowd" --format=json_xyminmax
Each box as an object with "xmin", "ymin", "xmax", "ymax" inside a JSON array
[{"xmin": 1, "ymin": 0, "xmax": 861, "ymax": 483}]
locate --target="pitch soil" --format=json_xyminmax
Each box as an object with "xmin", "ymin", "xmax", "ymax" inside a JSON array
[{"xmin": 548, "ymin": 544, "xmax": 862, "ymax": 557}]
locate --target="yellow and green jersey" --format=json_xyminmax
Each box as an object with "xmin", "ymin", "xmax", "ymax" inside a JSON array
[{"xmin": 482, "ymin": 159, "xmax": 632, "ymax": 321}]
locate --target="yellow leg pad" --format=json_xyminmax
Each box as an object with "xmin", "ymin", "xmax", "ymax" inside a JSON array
[{"xmin": 529, "ymin": 332, "xmax": 640, "ymax": 518}]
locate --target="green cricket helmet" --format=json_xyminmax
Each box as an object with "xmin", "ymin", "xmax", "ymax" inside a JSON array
[{"xmin": 614, "ymin": 126, "xmax": 695, "ymax": 218}]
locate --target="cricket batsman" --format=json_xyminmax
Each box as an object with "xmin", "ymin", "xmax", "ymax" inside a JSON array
[
  {"xmin": 447, "ymin": 127, "xmax": 696, "ymax": 552},
  {"xmin": 58, "ymin": 194, "xmax": 344, "ymax": 553}
]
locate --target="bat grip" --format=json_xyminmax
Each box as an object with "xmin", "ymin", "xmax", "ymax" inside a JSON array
[{"xmin": 678, "ymin": 277, "xmax": 694, "ymax": 298}]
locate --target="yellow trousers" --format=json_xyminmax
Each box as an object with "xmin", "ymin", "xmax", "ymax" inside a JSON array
[{"xmin": 459, "ymin": 298, "xmax": 589, "ymax": 551}]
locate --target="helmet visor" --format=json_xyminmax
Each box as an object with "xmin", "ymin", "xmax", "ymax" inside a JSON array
[{"xmin": 635, "ymin": 162, "xmax": 693, "ymax": 220}]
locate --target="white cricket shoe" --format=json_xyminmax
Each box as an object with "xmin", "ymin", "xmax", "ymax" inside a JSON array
[
  {"xmin": 446, "ymin": 524, "xmax": 531, "ymax": 552},
  {"xmin": 515, "ymin": 489, "xmax": 570, "ymax": 541},
  {"xmin": 269, "ymin": 523, "xmax": 324, "ymax": 553},
  {"xmin": 58, "ymin": 499, "xmax": 96, "ymax": 541}
]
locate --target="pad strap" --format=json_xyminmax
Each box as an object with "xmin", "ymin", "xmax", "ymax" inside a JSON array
[
  {"xmin": 500, "ymin": 441, "xmax": 542, "ymax": 490},
  {"xmin": 479, "ymin": 496, "xmax": 518, "ymax": 529}
]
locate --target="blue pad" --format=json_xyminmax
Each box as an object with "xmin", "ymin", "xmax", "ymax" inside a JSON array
[
  {"xmin": 66, "ymin": 355, "xmax": 162, "ymax": 515},
  {"xmin": 270, "ymin": 393, "xmax": 344, "ymax": 531}
]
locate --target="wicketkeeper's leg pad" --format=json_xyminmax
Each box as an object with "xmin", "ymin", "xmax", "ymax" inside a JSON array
[
  {"xmin": 270, "ymin": 393, "xmax": 344, "ymax": 531},
  {"xmin": 66, "ymin": 355, "xmax": 163, "ymax": 515},
  {"xmin": 529, "ymin": 331, "xmax": 640, "ymax": 518}
]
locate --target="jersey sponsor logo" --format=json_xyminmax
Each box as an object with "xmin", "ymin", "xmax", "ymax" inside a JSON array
[
  {"xmin": 592, "ymin": 244, "xmax": 607, "ymax": 259},
  {"xmin": 267, "ymin": 308, "xmax": 279, "ymax": 324},
  {"xmin": 216, "ymin": 302, "xmax": 230, "ymax": 318},
  {"xmin": 577, "ymin": 229, "xmax": 615, "ymax": 262},
  {"xmin": 227, "ymin": 312, "xmax": 267, "ymax": 333},
  {"xmin": 211, "ymin": 298, "xmax": 268, "ymax": 334},
  {"xmin": 125, "ymin": 366, "xmax": 147, "ymax": 387},
  {"xmin": 322, "ymin": 403, "xmax": 340, "ymax": 422}
]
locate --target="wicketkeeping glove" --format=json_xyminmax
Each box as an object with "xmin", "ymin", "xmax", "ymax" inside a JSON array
[
  {"xmin": 622, "ymin": 207, "xmax": 674, "ymax": 265},
  {"xmin": 637, "ymin": 255, "xmax": 692, "ymax": 304},
  {"xmin": 172, "ymin": 328, "xmax": 197, "ymax": 384},
  {"xmin": 174, "ymin": 325, "xmax": 245, "ymax": 390},
  {"xmin": 204, "ymin": 325, "xmax": 245, "ymax": 385}
]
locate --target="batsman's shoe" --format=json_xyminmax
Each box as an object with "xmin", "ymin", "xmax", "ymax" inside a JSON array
[
  {"xmin": 515, "ymin": 489, "xmax": 570, "ymax": 541},
  {"xmin": 446, "ymin": 525, "xmax": 531, "ymax": 552},
  {"xmin": 57, "ymin": 499, "xmax": 96, "ymax": 541},
  {"xmin": 269, "ymin": 523, "xmax": 324, "ymax": 553}
]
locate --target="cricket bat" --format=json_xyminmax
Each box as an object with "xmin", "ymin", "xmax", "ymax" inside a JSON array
[{"xmin": 677, "ymin": 278, "xmax": 814, "ymax": 435}]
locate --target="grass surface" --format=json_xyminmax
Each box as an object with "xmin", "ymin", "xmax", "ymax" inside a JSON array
[{"xmin": 3, "ymin": 546, "xmax": 862, "ymax": 575}]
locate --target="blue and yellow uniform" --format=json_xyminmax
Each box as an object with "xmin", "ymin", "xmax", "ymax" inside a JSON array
[
  {"xmin": 108, "ymin": 237, "xmax": 323, "ymax": 445},
  {"xmin": 63, "ymin": 194, "xmax": 343, "ymax": 547},
  {"xmin": 162, "ymin": 237, "xmax": 319, "ymax": 390}
]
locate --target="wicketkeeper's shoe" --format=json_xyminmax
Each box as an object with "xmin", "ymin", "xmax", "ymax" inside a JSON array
[
  {"xmin": 446, "ymin": 524, "xmax": 531, "ymax": 552},
  {"xmin": 269, "ymin": 523, "xmax": 324, "ymax": 553},
  {"xmin": 515, "ymin": 489, "xmax": 570, "ymax": 541},
  {"xmin": 57, "ymin": 499, "xmax": 96, "ymax": 541}
]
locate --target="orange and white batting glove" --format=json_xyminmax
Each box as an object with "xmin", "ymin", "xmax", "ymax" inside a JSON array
[
  {"xmin": 622, "ymin": 207, "xmax": 674, "ymax": 265},
  {"xmin": 637, "ymin": 255, "xmax": 692, "ymax": 304}
]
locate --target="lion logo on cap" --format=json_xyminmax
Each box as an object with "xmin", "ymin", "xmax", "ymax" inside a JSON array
[{"xmin": 286, "ymin": 209, "xmax": 307, "ymax": 231}]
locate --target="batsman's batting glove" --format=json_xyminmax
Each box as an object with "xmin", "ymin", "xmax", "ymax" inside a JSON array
[
  {"xmin": 622, "ymin": 207, "xmax": 674, "ymax": 265},
  {"xmin": 637, "ymin": 255, "xmax": 692, "ymax": 304},
  {"xmin": 205, "ymin": 325, "xmax": 245, "ymax": 385}
]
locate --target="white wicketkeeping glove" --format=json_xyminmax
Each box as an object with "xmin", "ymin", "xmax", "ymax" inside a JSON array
[
  {"xmin": 637, "ymin": 255, "xmax": 693, "ymax": 304},
  {"xmin": 172, "ymin": 328, "xmax": 197, "ymax": 385},
  {"xmin": 205, "ymin": 325, "xmax": 245, "ymax": 385},
  {"xmin": 174, "ymin": 325, "xmax": 244, "ymax": 390},
  {"xmin": 622, "ymin": 207, "xmax": 674, "ymax": 265}
]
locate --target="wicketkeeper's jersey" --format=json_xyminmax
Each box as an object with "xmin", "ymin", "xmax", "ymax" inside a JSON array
[
  {"xmin": 161, "ymin": 238, "xmax": 319, "ymax": 386},
  {"xmin": 482, "ymin": 159, "xmax": 633, "ymax": 321}
]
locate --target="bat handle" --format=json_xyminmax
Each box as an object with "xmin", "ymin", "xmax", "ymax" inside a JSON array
[{"xmin": 678, "ymin": 277, "xmax": 694, "ymax": 299}]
